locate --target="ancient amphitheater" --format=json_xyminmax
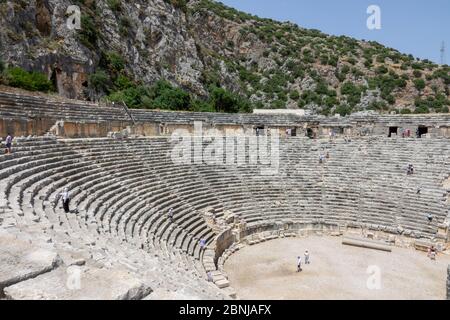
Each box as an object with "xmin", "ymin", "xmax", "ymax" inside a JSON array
[{"xmin": 1, "ymin": 89, "xmax": 450, "ymax": 300}]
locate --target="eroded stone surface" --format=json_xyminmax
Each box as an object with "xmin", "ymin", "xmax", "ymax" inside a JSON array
[
  {"xmin": 4, "ymin": 266, "xmax": 152, "ymax": 300},
  {"xmin": 0, "ymin": 228, "xmax": 60, "ymax": 291}
]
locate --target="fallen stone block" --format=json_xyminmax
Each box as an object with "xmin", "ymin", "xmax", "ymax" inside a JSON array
[
  {"xmin": 342, "ymin": 236, "xmax": 392, "ymax": 252},
  {"xmin": 214, "ymin": 279, "xmax": 230, "ymax": 289},
  {"xmin": 414, "ymin": 240, "xmax": 433, "ymax": 252},
  {"xmin": 0, "ymin": 230, "xmax": 61, "ymax": 292},
  {"xmin": 4, "ymin": 266, "xmax": 152, "ymax": 300}
]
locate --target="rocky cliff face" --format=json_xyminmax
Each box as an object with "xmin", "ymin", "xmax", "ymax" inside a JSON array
[
  {"xmin": 0, "ymin": 0, "xmax": 449, "ymax": 114},
  {"xmin": 0, "ymin": 0, "xmax": 205, "ymax": 99}
]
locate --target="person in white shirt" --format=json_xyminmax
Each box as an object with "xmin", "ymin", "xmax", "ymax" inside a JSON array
[
  {"xmin": 304, "ymin": 250, "xmax": 310, "ymax": 265},
  {"xmin": 60, "ymin": 188, "xmax": 70, "ymax": 213},
  {"xmin": 168, "ymin": 208, "xmax": 174, "ymax": 222}
]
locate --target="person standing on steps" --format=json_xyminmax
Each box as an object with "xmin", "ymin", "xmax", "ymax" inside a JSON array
[
  {"xmin": 207, "ymin": 271, "xmax": 213, "ymax": 282},
  {"xmin": 417, "ymin": 186, "xmax": 422, "ymax": 195},
  {"xmin": 4, "ymin": 133, "xmax": 13, "ymax": 154},
  {"xmin": 200, "ymin": 238, "xmax": 207, "ymax": 251},
  {"xmin": 319, "ymin": 154, "xmax": 325, "ymax": 164},
  {"xmin": 61, "ymin": 187, "xmax": 71, "ymax": 213},
  {"xmin": 168, "ymin": 207, "xmax": 174, "ymax": 222}
]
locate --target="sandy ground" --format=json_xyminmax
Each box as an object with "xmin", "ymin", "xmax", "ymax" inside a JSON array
[{"xmin": 224, "ymin": 236, "xmax": 450, "ymax": 300}]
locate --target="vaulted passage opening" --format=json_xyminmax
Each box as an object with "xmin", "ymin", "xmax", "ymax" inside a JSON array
[
  {"xmin": 388, "ymin": 127, "xmax": 398, "ymax": 137},
  {"xmin": 417, "ymin": 126, "xmax": 428, "ymax": 138}
]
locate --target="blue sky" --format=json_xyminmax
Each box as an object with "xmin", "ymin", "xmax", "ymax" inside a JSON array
[{"xmin": 219, "ymin": 0, "xmax": 449, "ymax": 64}]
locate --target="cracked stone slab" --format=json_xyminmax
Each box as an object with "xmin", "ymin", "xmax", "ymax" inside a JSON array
[
  {"xmin": 0, "ymin": 228, "xmax": 60, "ymax": 291},
  {"xmin": 4, "ymin": 266, "xmax": 152, "ymax": 300}
]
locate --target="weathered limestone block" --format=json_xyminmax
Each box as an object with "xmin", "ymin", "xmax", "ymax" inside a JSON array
[
  {"xmin": 214, "ymin": 279, "xmax": 230, "ymax": 289},
  {"xmin": 0, "ymin": 229, "xmax": 61, "ymax": 292},
  {"xmin": 414, "ymin": 239, "xmax": 433, "ymax": 252},
  {"xmin": 342, "ymin": 236, "xmax": 392, "ymax": 252},
  {"xmin": 4, "ymin": 266, "xmax": 152, "ymax": 300}
]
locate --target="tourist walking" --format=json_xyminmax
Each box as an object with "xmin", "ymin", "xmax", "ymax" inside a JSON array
[
  {"xmin": 4, "ymin": 133, "xmax": 13, "ymax": 154},
  {"xmin": 297, "ymin": 256, "xmax": 302, "ymax": 272},
  {"xmin": 428, "ymin": 246, "xmax": 437, "ymax": 260},
  {"xmin": 304, "ymin": 250, "xmax": 310, "ymax": 265},
  {"xmin": 168, "ymin": 207, "xmax": 174, "ymax": 222},
  {"xmin": 200, "ymin": 238, "xmax": 207, "ymax": 250}
]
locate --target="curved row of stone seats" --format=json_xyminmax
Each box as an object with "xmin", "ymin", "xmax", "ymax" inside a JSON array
[
  {"xmin": 0, "ymin": 139, "xmax": 189, "ymax": 264},
  {"xmin": 0, "ymin": 91, "xmax": 127, "ymax": 122},
  {"xmin": 290, "ymin": 137, "xmax": 448, "ymax": 237},
  {"xmin": 4, "ymin": 90, "xmax": 450, "ymax": 129},
  {"xmin": 0, "ymin": 139, "xmax": 226, "ymax": 299},
  {"xmin": 130, "ymin": 109, "xmax": 301, "ymax": 126},
  {"xmin": 0, "ymin": 90, "xmax": 298, "ymax": 125},
  {"xmin": 1, "ymin": 135, "xmax": 449, "ymax": 298},
  {"xmin": 0, "ymin": 220, "xmax": 223, "ymax": 299},
  {"xmin": 56, "ymin": 139, "xmax": 218, "ymax": 263},
  {"xmin": 194, "ymin": 137, "xmax": 446, "ymax": 238},
  {"xmin": 353, "ymin": 138, "xmax": 447, "ymax": 236}
]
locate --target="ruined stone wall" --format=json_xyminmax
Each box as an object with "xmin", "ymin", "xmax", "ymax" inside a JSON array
[
  {"xmin": 0, "ymin": 118, "xmax": 141, "ymax": 138},
  {"xmin": 213, "ymin": 228, "xmax": 235, "ymax": 264},
  {"xmin": 0, "ymin": 118, "xmax": 56, "ymax": 137}
]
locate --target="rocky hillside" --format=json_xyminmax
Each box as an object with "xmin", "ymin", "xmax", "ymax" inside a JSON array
[{"xmin": 0, "ymin": 0, "xmax": 449, "ymax": 115}]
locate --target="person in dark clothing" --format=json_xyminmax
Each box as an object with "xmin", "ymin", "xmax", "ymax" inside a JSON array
[
  {"xmin": 61, "ymin": 188, "xmax": 70, "ymax": 213},
  {"xmin": 4, "ymin": 133, "xmax": 13, "ymax": 154}
]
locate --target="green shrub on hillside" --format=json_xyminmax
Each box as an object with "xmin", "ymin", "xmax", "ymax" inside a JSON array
[
  {"xmin": 151, "ymin": 81, "xmax": 191, "ymax": 111},
  {"xmin": 414, "ymin": 79, "xmax": 426, "ymax": 91},
  {"xmin": 107, "ymin": 0, "xmax": 122, "ymax": 12},
  {"xmin": 209, "ymin": 85, "xmax": 251, "ymax": 113},
  {"xmin": 5, "ymin": 67, "xmax": 55, "ymax": 92},
  {"xmin": 114, "ymin": 74, "xmax": 133, "ymax": 90},
  {"xmin": 108, "ymin": 85, "xmax": 151, "ymax": 108},
  {"xmin": 340, "ymin": 82, "xmax": 365, "ymax": 107},
  {"xmin": 79, "ymin": 14, "xmax": 98, "ymax": 49},
  {"xmin": 89, "ymin": 70, "xmax": 111, "ymax": 94},
  {"xmin": 334, "ymin": 104, "xmax": 352, "ymax": 116},
  {"xmin": 106, "ymin": 51, "xmax": 125, "ymax": 73},
  {"xmin": 413, "ymin": 70, "xmax": 422, "ymax": 78},
  {"xmin": 400, "ymin": 108, "xmax": 412, "ymax": 114},
  {"xmin": 433, "ymin": 68, "xmax": 450, "ymax": 85},
  {"xmin": 191, "ymin": 99, "xmax": 215, "ymax": 112},
  {"xmin": 289, "ymin": 90, "xmax": 300, "ymax": 101},
  {"xmin": 106, "ymin": 80, "xmax": 253, "ymax": 113}
]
